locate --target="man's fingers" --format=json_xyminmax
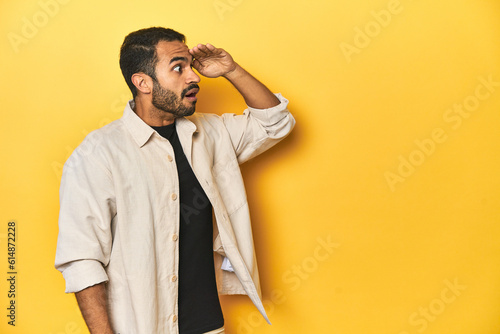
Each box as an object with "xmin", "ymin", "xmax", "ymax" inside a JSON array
[
  {"xmin": 191, "ymin": 45, "xmax": 208, "ymax": 58},
  {"xmin": 190, "ymin": 43, "xmax": 222, "ymax": 60},
  {"xmin": 196, "ymin": 44, "xmax": 212, "ymax": 55},
  {"xmin": 205, "ymin": 43, "xmax": 216, "ymax": 51},
  {"xmin": 197, "ymin": 43, "xmax": 217, "ymax": 52},
  {"xmin": 191, "ymin": 59, "xmax": 202, "ymax": 71}
]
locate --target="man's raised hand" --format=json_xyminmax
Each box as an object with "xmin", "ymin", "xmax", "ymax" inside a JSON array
[{"xmin": 189, "ymin": 44, "xmax": 238, "ymax": 78}]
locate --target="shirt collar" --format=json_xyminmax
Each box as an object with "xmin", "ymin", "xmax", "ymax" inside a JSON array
[{"xmin": 121, "ymin": 100, "xmax": 197, "ymax": 147}]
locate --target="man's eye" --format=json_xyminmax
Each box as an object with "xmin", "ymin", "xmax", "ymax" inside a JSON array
[{"xmin": 173, "ymin": 65, "xmax": 182, "ymax": 72}]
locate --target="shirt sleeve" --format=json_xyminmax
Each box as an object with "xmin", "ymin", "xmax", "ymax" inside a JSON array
[
  {"xmin": 54, "ymin": 141, "xmax": 117, "ymax": 293},
  {"xmin": 220, "ymin": 93, "xmax": 295, "ymax": 164}
]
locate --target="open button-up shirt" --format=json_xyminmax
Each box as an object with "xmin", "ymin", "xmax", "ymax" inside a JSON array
[{"xmin": 55, "ymin": 94, "xmax": 295, "ymax": 333}]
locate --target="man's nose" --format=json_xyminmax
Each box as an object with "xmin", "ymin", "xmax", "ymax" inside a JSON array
[{"xmin": 187, "ymin": 67, "xmax": 201, "ymax": 83}]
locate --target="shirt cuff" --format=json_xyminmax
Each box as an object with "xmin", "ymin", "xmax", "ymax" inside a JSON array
[
  {"xmin": 61, "ymin": 259, "xmax": 109, "ymax": 293},
  {"xmin": 245, "ymin": 93, "xmax": 290, "ymax": 124}
]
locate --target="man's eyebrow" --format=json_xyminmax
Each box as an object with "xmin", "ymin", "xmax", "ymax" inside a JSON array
[{"xmin": 169, "ymin": 56, "xmax": 190, "ymax": 64}]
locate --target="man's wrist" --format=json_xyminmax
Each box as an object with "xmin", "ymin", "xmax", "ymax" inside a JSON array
[{"xmin": 223, "ymin": 63, "xmax": 244, "ymax": 82}]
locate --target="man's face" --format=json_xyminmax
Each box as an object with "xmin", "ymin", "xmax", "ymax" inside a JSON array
[{"xmin": 151, "ymin": 40, "xmax": 201, "ymax": 118}]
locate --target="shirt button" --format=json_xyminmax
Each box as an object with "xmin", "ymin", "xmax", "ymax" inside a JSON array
[
  {"xmin": 172, "ymin": 234, "xmax": 178, "ymax": 241},
  {"xmin": 171, "ymin": 193, "xmax": 177, "ymax": 201},
  {"xmin": 172, "ymin": 275, "xmax": 177, "ymax": 282},
  {"xmin": 172, "ymin": 315, "xmax": 177, "ymax": 322},
  {"xmin": 167, "ymin": 155, "xmax": 173, "ymax": 162}
]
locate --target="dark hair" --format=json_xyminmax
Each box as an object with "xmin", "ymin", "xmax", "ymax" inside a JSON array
[{"xmin": 119, "ymin": 27, "xmax": 185, "ymax": 98}]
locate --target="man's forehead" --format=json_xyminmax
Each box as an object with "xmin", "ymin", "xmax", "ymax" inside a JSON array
[{"xmin": 156, "ymin": 40, "xmax": 192, "ymax": 63}]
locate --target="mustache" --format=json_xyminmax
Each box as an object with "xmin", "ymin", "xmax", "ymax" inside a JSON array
[{"xmin": 181, "ymin": 84, "xmax": 200, "ymax": 98}]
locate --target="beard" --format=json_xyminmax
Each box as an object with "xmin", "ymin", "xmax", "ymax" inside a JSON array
[{"xmin": 151, "ymin": 79, "xmax": 198, "ymax": 118}]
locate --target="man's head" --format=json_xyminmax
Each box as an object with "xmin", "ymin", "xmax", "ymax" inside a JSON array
[{"xmin": 119, "ymin": 27, "xmax": 200, "ymax": 120}]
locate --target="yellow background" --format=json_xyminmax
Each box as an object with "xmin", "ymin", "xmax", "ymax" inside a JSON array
[{"xmin": 1, "ymin": 0, "xmax": 500, "ymax": 333}]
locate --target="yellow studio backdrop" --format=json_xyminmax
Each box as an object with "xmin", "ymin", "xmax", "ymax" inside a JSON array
[{"xmin": 1, "ymin": 0, "xmax": 499, "ymax": 333}]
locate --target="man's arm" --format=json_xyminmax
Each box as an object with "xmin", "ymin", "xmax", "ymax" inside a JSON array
[
  {"xmin": 224, "ymin": 64, "xmax": 280, "ymax": 109},
  {"xmin": 189, "ymin": 43, "xmax": 280, "ymax": 109},
  {"xmin": 75, "ymin": 283, "xmax": 114, "ymax": 334},
  {"xmin": 190, "ymin": 43, "xmax": 294, "ymax": 163}
]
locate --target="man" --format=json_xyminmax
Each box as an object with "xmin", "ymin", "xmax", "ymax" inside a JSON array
[{"xmin": 55, "ymin": 27, "xmax": 294, "ymax": 334}]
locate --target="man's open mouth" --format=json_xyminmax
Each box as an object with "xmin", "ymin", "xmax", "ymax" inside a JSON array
[{"xmin": 184, "ymin": 87, "xmax": 199, "ymax": 101}]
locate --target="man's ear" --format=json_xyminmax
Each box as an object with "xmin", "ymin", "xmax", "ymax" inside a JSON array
[{"xmin": 131, "ymin": 73, "xmax": 153, "ymax": 95}]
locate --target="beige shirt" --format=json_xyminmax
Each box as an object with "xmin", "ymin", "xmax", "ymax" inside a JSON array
[{"xmin": 55, "ymin": 94, "xmax": 294, "ymax": 333}]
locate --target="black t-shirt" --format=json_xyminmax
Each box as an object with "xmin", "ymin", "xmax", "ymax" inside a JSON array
[{"xmin": 152, "ymin": 122, "xmax": 224, "ymax": 334}]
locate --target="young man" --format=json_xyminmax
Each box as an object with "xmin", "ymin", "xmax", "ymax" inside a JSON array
[{"xmin": 55, "ymin": 27, "xmax": 294, "ymax": 334}]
